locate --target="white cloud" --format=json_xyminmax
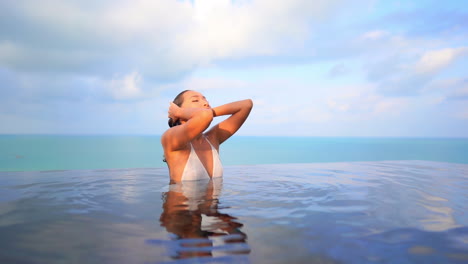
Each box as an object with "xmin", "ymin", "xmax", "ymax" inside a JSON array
[
  {"xmin": 327, "ymin": 99, "xmax": 350, "ymax": 112},
  {"xmin": 253, "ymin": 105, "xmax": 293, "ymax": 125},
  {"xmin": 297, "ymin": 105, "xmax": 332, "ymax": 123},
  {"xmin": 323, "ymin": 83, "xmax": 411, "ymax": 119},
  {"xmin": 0, "ymin": 0, "xmax": 344, "ymax": 78},
  {"xmin": 180, "ymin": 77, "xmax": 248, "ymax": 92},
  {"xmin": 361, "ymin": 29, "xmax": 468, "ymax": 96},
  {"xmin": 414, "ymin": 47, "xmax": 468, "ymax": 75},
  {"xmin": 361, "ymin": 30, "xmax": 389, "ymax": 40},
  {"xmin": 107, "ymin": 71, "xmax": 143, "ymax": 100},
  {"xmin": 373, "ymin": 97, "xmax": 409, "ymax": 116},
  {"xmin": 175, "ymin": 0, "xmax": 340, "ymax": 59},
  {"xmin": 1, "ymin": 0, "xmax": 467, "ymax": 136}
]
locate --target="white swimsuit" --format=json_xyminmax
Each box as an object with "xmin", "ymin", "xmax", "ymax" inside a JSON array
[
  {"xmin": 169, "ymin": 177, "xmax": 223, "ymax": 211},
  {"xmin": 181, "ymin": 138, "xmax": 223, "ymax": 181}
]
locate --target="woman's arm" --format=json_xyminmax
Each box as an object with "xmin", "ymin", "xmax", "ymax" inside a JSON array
[
  {"xmin": 209, "ymin": 99, "xmax": 253, "ymax": 144},
  {"xmin": 162, "ymin": 103, "xmax": 214, "ymax": 151}
]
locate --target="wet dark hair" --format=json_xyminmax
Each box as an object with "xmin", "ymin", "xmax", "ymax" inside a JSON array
[{"xmin": 168, "ymin": 90, "xmax": 191, "ymax": 128}]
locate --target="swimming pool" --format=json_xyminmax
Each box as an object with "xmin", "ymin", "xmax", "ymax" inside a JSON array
[{"xmin": 0, "ymin": 161, "xmax": 467, "ymax": 263}]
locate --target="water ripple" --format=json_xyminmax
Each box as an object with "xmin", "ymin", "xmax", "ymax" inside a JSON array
[{"xmin": 0, "ymin": 161, "xmax": 466, "ymax": 263}]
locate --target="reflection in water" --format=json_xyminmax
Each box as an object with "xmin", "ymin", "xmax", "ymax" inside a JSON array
[
  {"xmin": 159, "ymin": 178, "xmax": 250, "ymax": 260},
  {"xmin": 2, "ymin": 161, "xmax": 465, "ymax": 263}
]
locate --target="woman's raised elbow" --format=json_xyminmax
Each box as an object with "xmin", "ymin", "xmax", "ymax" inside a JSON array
[{"xmin": 245, "ymin": 99, "xmax": 253, "ymax": 109}]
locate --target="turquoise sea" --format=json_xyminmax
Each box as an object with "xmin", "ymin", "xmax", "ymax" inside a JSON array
[{"xmin": 1, "ymin": 135, "xmax": 467, "ymax": 171}]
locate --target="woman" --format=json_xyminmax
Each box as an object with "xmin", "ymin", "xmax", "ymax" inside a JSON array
[{"xmin": 161, "ymin": 90, "xmax": 253, "ymax": 182}]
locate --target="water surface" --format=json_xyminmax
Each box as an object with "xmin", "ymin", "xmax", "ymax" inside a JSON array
[{"xmin": 0, "ymin": 161, "xmax": 467, "ymax": 263}]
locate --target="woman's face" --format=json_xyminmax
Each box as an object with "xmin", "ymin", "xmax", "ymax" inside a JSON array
[{"xmin": 181, "ymin": 91, "xmax": 211, "ymax": 109}]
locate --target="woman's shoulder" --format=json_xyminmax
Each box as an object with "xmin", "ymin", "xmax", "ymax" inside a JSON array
[
  {"xmin": 161, "ymin": 124, "xmax": 184, "ymax": 142},
  {"xmin": 161, "ymin": 128, "xmax": 171, "ymax": 145},
  {"xmin": 161, "ymin": 126, "xmax": 182, "ymax": 149}
]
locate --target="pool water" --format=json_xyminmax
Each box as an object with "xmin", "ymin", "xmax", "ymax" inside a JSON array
[{"xmin": 0, "ymin": 161, "xmax": 467, "ymax": 263}]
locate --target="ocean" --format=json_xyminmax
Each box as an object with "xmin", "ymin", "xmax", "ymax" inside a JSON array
[
  {"xmin": 1, "ymin": 135, "xmax": 467, "ymax": 171},
  {"xmin": 1, "ymin": 135, "xmax": 467, "ymax": 263}
]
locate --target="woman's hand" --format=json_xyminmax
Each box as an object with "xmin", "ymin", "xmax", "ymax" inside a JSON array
[
  {"xmin": 168, "ymin": 102, "xmax": 180, "ymax": 121},
  {"xmin": 162, "ymin": 103, "xmax": 214, "ymax": 150}
]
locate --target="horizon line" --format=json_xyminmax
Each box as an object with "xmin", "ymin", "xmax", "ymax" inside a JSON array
[{"xmin": 1, "ymin": 133, "xmax": 467, "ymax": 139}]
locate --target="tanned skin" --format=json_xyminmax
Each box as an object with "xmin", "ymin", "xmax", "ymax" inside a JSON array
[{"xmin": 161, "ymin": 90, "xmax": 253, "ymax": 182}]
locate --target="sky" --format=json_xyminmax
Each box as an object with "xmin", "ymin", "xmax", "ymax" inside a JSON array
[{"xmin": 0, "ymin": 0, "xmax": 467, "ymax": 137}]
